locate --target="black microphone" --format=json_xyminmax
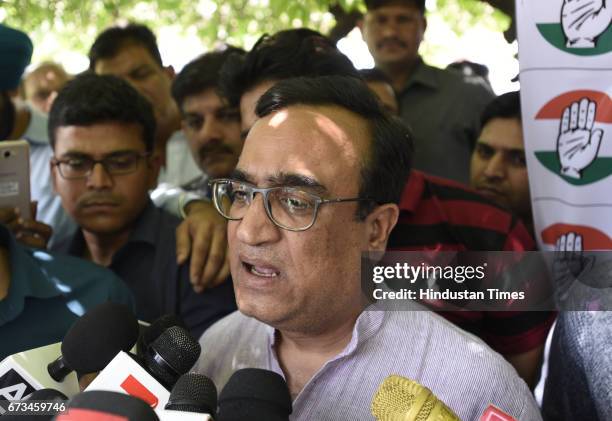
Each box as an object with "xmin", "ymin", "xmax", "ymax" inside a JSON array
[
  {"xmin": 137, "ymin": 314, "xmax": 187, "ymax": 359},
  {"xmin": 165, "ymin": 373, "xmax": 217, "ymax": 417},
  {"xmin": 48, "ymin": 302, "xmax": 139, "ymax": 381},
  {"xmin": 53, "ymin": 390, "xmax": 159, "ymax": 421},
  {"xmin": 143, "ymin": 326, "xmax": 201, "ymax": 389},
  {"xmin": 217, "ymin": 368, "xmax": 292, "ymax": 421}
]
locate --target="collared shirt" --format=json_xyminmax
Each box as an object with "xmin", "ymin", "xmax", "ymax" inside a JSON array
[
  {"xmin": 54, "ymin": 201, "xmax": 236, "ymax": 338},
  {"xmin": 181, "ymin": 174, "xmax": 211, "ymax": 199},
  {"xmin": 396, "ymin": 59, "xmax": 494, "ymax": 184},
  {"xmin": 23, "ymin": 107, "xmax": 77, "ymax": 247},
  {"xmin": 0, "ymin": 224, "xmax": 134, "ymax": 360},
  {"xmin": 194, "ymin": 307, "xmax": 542, "ymax": 421},
  {"xmin": 390, "ymin": 170, "xmax": 555, "ymax": 355},
  {"xmin": 543, "ymin": 311, "xmax": 612, "ymax": 420},
  {"xmin": 159, "ymin": 130, "xmax": 201, "ymax": 187}
]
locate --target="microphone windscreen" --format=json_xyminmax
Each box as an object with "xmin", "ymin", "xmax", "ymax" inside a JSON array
[
  {"xmin": 54, "ymin": 390, "xmax": 159, "ymax": 421},
  {"xmin": 371, "ymin": 375, "xmax": 460, "ymax": 421},
  {"xmin": 165, "ymin": 373, "xmax": 217, "ymax": 415},
  {"xmin": 27, "ymin": 388, "xmax": 68, "ymax": 401},
  {"xmin": 218, "ymin": 368, "xmax": 292, "ymax": 421},
  {"xmin": 144, "ymin": 326, "xmax": 201, "ymax": 388},
  {"xmin": 138, "ymin": 314, "xmax": 187, "ymax": 358},
  {"xmin": 61, "ymin": 302, "xmax": 139, "ymax": 374}
]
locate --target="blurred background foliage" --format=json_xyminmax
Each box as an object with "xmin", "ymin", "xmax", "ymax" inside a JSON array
[{"xmin": 0, "ymin": 0, "xmax": 512, "ymax": 55}]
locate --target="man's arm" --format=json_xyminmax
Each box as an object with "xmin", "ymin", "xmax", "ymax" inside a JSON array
[{"xmin": 151, "ymin": 183, "xmax": 230, "ymax": 292}]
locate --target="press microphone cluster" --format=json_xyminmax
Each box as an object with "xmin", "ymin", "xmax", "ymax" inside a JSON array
[{"xmin": 2, "ymin": 303, "xmax": 294, "ymax": 421}]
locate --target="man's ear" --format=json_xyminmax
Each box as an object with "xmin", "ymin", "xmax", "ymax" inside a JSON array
[
  {"xmin": 146, "ymin": 153, "xmax": 162, "ymax": 190},
  {"xmin": 356, "ymin": 17, "xmax": 364, "ymax": 33},
  {"xmin": 164, "ymin": 65, "xmax": 176, "ymax": 80},
  {"xmin": 365, "ymin": 203, "xmax": 399, "ymax": 251}
]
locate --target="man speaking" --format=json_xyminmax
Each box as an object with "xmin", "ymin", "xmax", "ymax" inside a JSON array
[{"xmin": 193, "ymin": 76, "xmax": 541, "ymax": 420}]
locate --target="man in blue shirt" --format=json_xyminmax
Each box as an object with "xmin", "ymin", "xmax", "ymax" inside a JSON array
[
  {"xmin": 0, "ymin": 224, "xmax": 134, "ymax": 360},
  {"xmin": 49, "ymin": 74, "xmax": 235, "ymax": 338}
]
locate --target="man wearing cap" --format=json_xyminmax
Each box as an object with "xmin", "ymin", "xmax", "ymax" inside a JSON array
[{"xmin": 359, "ymin": 0, "xmax": 494, "ymax": 184}]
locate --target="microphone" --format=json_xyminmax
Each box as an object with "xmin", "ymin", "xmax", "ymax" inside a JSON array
[
  {"xmin": 0, "ymin": 342, "xmax": 79, "ymax": 400},
  {"xmin": 54, "ymin": 390, "xmax": 159, "ymax": 421},
  {"xmin": 137, "ymin": 314, "xmax": 187, "ymax": 359},
  {"xmin": 371, "ymin": 375, "xmax": 460, "ymax": 421},
  {"xmin": 85, "ymin": 326, "xmax": 199, "ymax": 408},
  {"xmin": 48, "ymin": 302, "xmax": 139, "ymax": 381},
  {"xmin": 143, "ymin": 326, "xmax": 201, "ymax": 389},
  {"xmin": 84, "ymin": 350, "xmax": 170, "ymax": 409},
  {"xmin": 217, "ymin": 368, "xmax": 292, "ymax": 421},
  {"xmin": 165, "ymin": 373, "xmax": 217, "ymax": 416}
]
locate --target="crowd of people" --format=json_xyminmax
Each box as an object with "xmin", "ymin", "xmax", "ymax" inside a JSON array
[{"xmin": 1, "ymin": 0, "xmax": 608, "ymax": 419}]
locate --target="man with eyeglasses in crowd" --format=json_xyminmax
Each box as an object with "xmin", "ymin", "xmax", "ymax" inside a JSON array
[
  {"xmin": 194, "ymin": 75, "xmax": 541, "ymax": 420},
  {"xmin": 49, "ymin": 74, "xmax": 236, "ymax": 338}
]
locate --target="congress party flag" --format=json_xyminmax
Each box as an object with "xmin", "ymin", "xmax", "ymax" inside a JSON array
[{"xmin": 516, "ymin": 0, "xmax": 611, "ymax": 251}]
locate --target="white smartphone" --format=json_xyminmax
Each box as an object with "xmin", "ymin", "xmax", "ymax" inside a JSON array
[{"xmin": 0, "ymin": 140, "xmax": 32, "ymax": 220}]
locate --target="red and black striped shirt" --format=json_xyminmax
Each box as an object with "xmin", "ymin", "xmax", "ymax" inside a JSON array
[{"xmin": 388, "ymin": 170, "xmax": 555, "ymax": 355}]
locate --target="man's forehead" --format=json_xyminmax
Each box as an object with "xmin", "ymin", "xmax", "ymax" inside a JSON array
[
  {"xmin": 367, "ymin": 2, "xmax": 422, "ymax": 16},
  {"xmin": 94, "ymin": 43, "xmax": 158, "ymax": 74},
  {"xmin": 477, "ymin": 137, "xmax": 525, "ymax": 152},
  {"xmin": 183, "ymin": 88, "xmax": 225, "ymax": 112}
]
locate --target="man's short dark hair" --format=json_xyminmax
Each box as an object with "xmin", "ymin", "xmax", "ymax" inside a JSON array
[
  {"xmin": 171, "ymin": 46, "xmax": 245, "ymax": 110},
  {"xmin": 219, "ymin": 28, "xmax": 360, "ymax": 108},
  {"xmin": 480, "ymin": 91, "xmax": 521, "ymax": 128},
  {"xmin": 365, "ymin": 0, "xmax": 426, "ymax": 13},
  {"xmin": 89, "ymin": 23, "xmax": 163, "ymax": 70},
  {"xmin": 256, "ymin": 75, "xmax": 413, "ymax": 220},
  {"xmin": 48, "ymin": 73, "xmax": 156, "ymax": 152}
]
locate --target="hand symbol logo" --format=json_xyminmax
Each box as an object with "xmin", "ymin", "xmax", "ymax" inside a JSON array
[
  {"xmin": 561, "ymin": 0, "xmax": 611, "ymax": 48},
  {"xmin": 557, "ymin": 98, "xmax": 604, "ymax": 179}
]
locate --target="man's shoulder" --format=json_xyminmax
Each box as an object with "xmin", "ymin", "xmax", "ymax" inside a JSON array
[
  {"xmin": 423, "ymin": 62, "xmax": 493, "ymax": 97},
  {"xmin": 28, "ymin": 247, "xmax": 133, "ymax": 301},
  {"xmin": 377, "ymin": 311, "xmax": 539, "ymax": 418},
  {"xmin": 395, "ymin": 171, "xmax": 534, "ymax": 251}
]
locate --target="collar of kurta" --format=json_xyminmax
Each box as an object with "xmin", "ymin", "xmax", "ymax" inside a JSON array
[
  {"xmin": 400, "ymin": 57, "xmax": 439, "ymax": 92},
  {"xmin": 67, "ymin": 199, "xmax": 160, "ymax": 257}
]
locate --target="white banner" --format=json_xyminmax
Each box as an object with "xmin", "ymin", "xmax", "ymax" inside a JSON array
[{"xmin": 516, "ymin": 0, "xmax": 612, "ymax": 251}]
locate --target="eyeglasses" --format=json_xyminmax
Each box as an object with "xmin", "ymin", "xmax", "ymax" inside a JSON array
[
  {"xmin": 52, "ymin": 152, "xmax": 151, "ymax": 180},
  {"xmin": 209, "ymin": 178, "xmax": 373, "ymax": 231}
]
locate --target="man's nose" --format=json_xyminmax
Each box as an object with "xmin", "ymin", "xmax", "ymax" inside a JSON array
[
  {"xmin": 234, "ymin": 194, "xmax": 281, "ymax": 246},
  {"xmin": 483, "ymin": 153, "xmax": 506, "ymax": 179},
  {"xmin": 199, "ymin": 117, "xmax": 223, "ymax": 145},
  {"xmin": 86, "ymin": 162, "xmax": 114, "ymax": 189}
]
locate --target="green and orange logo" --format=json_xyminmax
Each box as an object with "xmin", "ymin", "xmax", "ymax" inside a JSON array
[
  {"xmin": 542, "ymin": 223, "xmax": 612, "ymax": 250},
  {"xmin": 536, "ymin": 0, "xmax": 612, "ymax": 55},
  {"xmin": 534, "ymin": 90, "xmax": 612, "ymax": 185}
]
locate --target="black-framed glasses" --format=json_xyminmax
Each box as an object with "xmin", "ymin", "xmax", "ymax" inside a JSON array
[
  {"xmin": 52, "ymin": 152, "xmax": 151, "ymax": 180},
  {"xmin": 209, "ymin": 178, "xmax": 373, "ymax": 231}
]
